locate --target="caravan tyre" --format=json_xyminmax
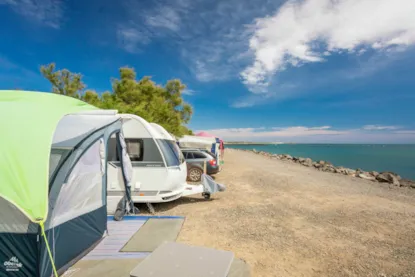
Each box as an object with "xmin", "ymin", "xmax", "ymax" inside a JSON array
[{"xmin": 188, "ymin": 167, "xmax": 203, "ymax": 182}]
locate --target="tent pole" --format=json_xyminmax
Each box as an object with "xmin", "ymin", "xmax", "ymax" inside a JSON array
[{"xmin": 40, "ymin": 222, "xmax": 59, "ymax": 277}]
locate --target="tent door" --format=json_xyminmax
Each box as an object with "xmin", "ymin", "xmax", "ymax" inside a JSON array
[{"xmin": 106, "ymin": 132, "xmax": 134, "ymax": 215}]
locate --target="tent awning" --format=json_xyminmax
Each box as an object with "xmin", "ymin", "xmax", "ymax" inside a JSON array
[{"xmin": 0, "ymin": 90, "xmax": 98, "ymax": 223}]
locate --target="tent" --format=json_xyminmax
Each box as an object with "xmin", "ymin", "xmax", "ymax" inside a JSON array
[
  {"xmin": 195, "ymin": 131, "xmax": 216, "ymax": 137},
  {"xmin": 0, "ymin": 91, "xmax": 133, "ymax": 277}
]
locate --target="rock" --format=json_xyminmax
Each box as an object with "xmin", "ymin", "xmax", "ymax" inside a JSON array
[
  {"xmin": 313, "ymin": 162, "xmax": 320, "ymax": 168},
  {"xmin": 370, "ymin": 171, "xmax": 379, "ymax": 177},
  {"xmin": 318, "ymin": 160, "xmax": 325, "ymax": 165},
  {"xmin": 302, "ymin": 158, "xmax": 313, "ymax": 167},
  {"xmin": 376, "ymin": 172, "xmax": 400, "ymax": 186},
  {"xmin": 298, "ymin": 157, "xmax": 306, "ymax": 163},
  {"xmin": 382, "ymin": 171, "xmax": 401, "ymax": 180},
  {"xmin": 399, "ymin": 179, "xmax": 415, "ymax": 188},
  {"xmin": 344, "ymin": 169, "xmax": 355, "ymax": 176},
  {"xmin": 253, "ymin": 149, "xmax": 258, "ymax": 153},
  {"xmin": 281, "ymin": 154, "xmax": 293, "ymax": 160},
  {"xmin": 358, "ymin": 173, "xmax": 376, "ymax": 181},
  {"xmin": 322, "ymin": 165, "xmax": 336, "ymax": 173}
]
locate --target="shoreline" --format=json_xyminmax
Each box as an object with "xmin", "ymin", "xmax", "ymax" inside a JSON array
[{"xmin": 233, "ymin": 148, "xmax": 415, "ymax": 188}]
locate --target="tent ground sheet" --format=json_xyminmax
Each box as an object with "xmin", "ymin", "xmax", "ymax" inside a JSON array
[
  {"xmin": 65, "ymin": 216, "xmax": 250, "ymax": 277},
  {"xmin": 82, "ymin": 216, "xmax": 184, "ymax": 260}
]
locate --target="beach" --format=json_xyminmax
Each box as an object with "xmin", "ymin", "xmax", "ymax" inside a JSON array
[{"xmin": 150, "ymin": 148, "xmax": 415, "ymax": 277}]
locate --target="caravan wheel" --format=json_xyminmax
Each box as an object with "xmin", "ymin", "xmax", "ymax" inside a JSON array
[{"xmin": 188, "ymin": 167, "xmax": 203, "ymax": 182}]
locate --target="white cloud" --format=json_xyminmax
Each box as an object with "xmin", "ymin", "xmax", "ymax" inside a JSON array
[
  {"xmin": 116, "ymin": 25, "xmax": 151, "ymax": 53},
  {"xmin": 363, "ymin": 125, "xmax": 400, "ymax": 131},
  {"xmin": 117, "ymin": 0, "xmax": 192, "ymax": 52},
  {"xmin": 182, "ymin": 88, "xmax": 195, "ymax": 95},
  {"xmin": 118, "ymin": 0, "xmax": 282, "ymax": 80},
  {"xmin": 394, "ymin": 130, "xmax": 415, "ymax": 134},
  {"xmin": 145, "ymin": 6, "xmax": 181, "ymax": 32},
  {"xmin": 196, "ymin": 125, "xmax": 415, "ymax": 143},
  {"xmin": 0, "ymin": 0, "xmax": 65, "ymax": 28},
  {"xmin": 198, "ymin": 126, "xmax": 348, "ymax": 139},
  {"xmin": 242, "ymin": 0, "xmax": 415, "ymax": 93}
]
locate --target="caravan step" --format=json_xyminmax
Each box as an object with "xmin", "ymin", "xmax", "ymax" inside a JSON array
[{"xmin": 130, "ymin": 242, "xmax": 234, "ymax": 277}]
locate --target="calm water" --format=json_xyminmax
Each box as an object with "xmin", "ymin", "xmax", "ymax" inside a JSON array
[{"xmin": 226, "ymin": 144, "xmax": 415, "ymax": 180}]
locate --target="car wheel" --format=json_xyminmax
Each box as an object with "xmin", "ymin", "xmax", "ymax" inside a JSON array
[{"xmin": 188, "ymin": 167, "xmax": 203, "ymax": 182}]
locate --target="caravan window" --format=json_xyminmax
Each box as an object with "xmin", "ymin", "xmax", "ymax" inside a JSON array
[
  {"xmin": 157, "ymin": 140, "xmax": 181, "ymax": 167},
  {"xmin": 107, "ymin": 137, "xmax": 144, "ymax": 162},
  {"xmin": 168, "ymin": 140, "xmax": 185, "ymax": 164},
  {"xmin": 125, "ymin": 139, "xmax": 143, "ymax": 161},
  {"xmin": 108, "ymin": 136, "xmax": 164, "ymax": 164}
]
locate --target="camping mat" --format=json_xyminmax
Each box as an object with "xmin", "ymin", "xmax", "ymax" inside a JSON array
[
  {"xmin": 65, "ymin": 257, "xmax": 250, "ymax": 277},
  {"xmin": 130, "ymin": 242, "xmax": 234, "ymax": 277},
  {"xmin": 63, "ymin": 258, "xmax": 144, "ymax": 277},
  {"xmin": 120, "ymin": 218, "xmax": 185, "ymax": 252},
  {"xmin": 228, "ymin": 258, "xmax": 251, "ymax": 277},
  {"xmin": 83, "ymin": 218, "xmax": 147, "ymax": 260}
]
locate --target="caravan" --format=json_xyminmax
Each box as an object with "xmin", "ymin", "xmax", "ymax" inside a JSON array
[{"xmin": 107, "ymin": 114, "xmax": 190, "ymax": 209}]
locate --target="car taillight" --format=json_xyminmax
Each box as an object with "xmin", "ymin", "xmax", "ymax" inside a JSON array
[{"xmin": 209, "ymin": 160, "xmax": 216, "ymax": 166}]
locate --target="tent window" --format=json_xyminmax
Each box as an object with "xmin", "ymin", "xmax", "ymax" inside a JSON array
[
  {"xmin": 50, "ymin": 140, "xmax": 104, "ymax": 227},
  {"xmin": 49, "ymin": 148, "xmax": 70, "ymax": 179}
]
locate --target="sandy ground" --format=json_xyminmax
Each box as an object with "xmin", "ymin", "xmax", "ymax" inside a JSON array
[{"xmin": 140, "ymin": 149, "xmax": 415, "ymax": 277}]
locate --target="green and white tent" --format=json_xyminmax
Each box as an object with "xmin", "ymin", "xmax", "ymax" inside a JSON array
[{"xmin": 0, "ymin": 90, "xmax": 134, "ymax": 277}]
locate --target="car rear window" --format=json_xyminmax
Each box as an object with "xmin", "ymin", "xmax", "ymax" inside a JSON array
[{"xmin": 192, "ymin": 152, "xmax": 207, "ymax": 159}]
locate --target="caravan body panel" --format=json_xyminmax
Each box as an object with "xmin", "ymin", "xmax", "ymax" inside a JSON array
[{"xmin": 107, "ymin": 115, "xmax": 188, "ymax": 204}]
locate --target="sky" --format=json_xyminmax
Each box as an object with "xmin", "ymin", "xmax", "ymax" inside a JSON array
[{"xmin": 0, "ymin": 0, "xmax": 415, "ymax": 143}]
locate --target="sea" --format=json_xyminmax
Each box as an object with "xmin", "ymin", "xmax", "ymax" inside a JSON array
[{"xmin": 226, "ymin": 144, "xmax": 415, "ymax": 180}]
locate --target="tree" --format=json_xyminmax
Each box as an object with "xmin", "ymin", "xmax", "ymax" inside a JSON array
[
  {"xmin": 40, "ymin": 63, "xmax": 193, "ymax": 136},
  {"xmin": 40, "ymin": 63, "xmax": 86, "ymax": 98},
  {"xmin": 110, "ymin": 67, "xmax": 193, "ymax": 136}
]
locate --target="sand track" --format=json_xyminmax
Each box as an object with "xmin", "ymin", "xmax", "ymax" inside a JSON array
[{"xmin": 145, "ymin": 149, "xmax": 415, "ymax": 277}]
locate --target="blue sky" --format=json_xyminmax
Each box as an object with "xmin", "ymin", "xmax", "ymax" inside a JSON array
[{"xmin": 1, "ymin": 0, "xmax": 415, "ymax": 143}]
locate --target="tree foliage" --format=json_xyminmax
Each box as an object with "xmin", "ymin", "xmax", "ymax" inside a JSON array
[
  {"xmin": 40, "ymin": 63, "xmax": 86, "ymax": 98},
  {"xmin": 40, "ymin": 63, "xmax": 193, "ymax": 136}
]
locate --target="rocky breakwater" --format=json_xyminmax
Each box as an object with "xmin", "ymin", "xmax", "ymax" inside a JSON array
[{"xmin": 239, "ymin": 149, "xmax": 415, "ymax": 188}]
